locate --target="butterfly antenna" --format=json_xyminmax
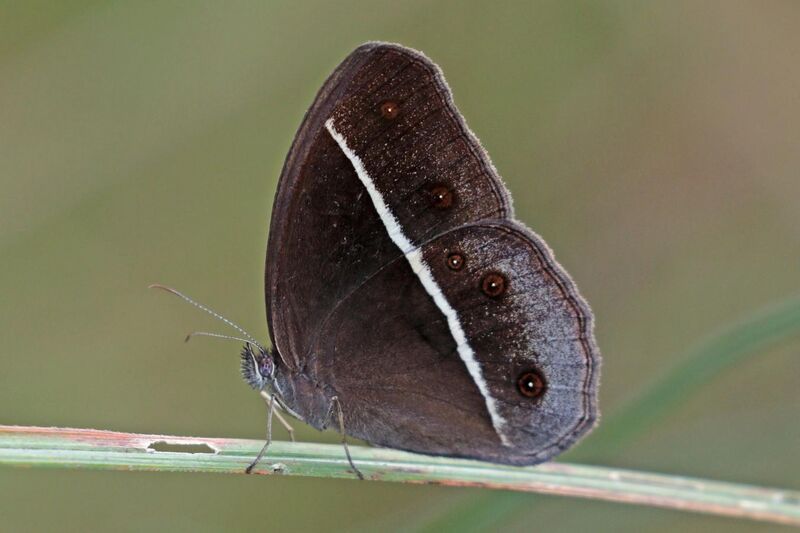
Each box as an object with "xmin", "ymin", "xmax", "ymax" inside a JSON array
[
  {"xmin": 185, "ymin": 331, "xmax": 264, "ymax": 350},
  {"xmin": 189, "ymin": 332, "xmax": 266, "ymax": 378},
  {"xmin": 149, "ymin": 284, "xmax": 263, "ymax": 348}
]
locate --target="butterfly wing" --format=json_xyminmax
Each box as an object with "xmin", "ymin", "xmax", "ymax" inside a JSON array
[
  {"xmin": 266, "ymin": 42, "xmax": 510, "ymax": 369},
  {"xmin": 266, "ymin": 42, "xmax": 599, "ymax": 464},
  {"xmin": 308, "ymin": 220, "xmax": 598, "ymax": 464}
]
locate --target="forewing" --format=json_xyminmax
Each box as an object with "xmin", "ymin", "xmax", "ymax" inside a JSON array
[{"xmin": 267, "ymin": 43, "xmax": 510, "ymax": 368}]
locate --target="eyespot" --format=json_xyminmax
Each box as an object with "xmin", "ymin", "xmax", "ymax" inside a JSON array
[
  {"xmin": 380, "ymin": 100, "xmax": 400, "ymax": 120},
  {"xmin": 481, "ymin": 272, "xmax": 507, "ymax": 297},
  {"xmin": 446, "ymin": 253, "xmax": 465, "ymax": 271},
  {"xmin": 517, "ymin": 369, "xmax": 546, "ymax": 399},
  {"xmin": 430, "ymin": 185, "xmax": 453, "ymax": 208}
]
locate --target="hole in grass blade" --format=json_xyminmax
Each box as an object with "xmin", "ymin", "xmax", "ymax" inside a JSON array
[{"xmin": 147, "ymin": 441, "xmax": 217, "ymax": 454}]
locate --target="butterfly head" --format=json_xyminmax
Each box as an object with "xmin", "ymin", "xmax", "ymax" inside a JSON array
[{"xmin": 240, "ymin": 343, "xmax": 276, "ymax": 391}]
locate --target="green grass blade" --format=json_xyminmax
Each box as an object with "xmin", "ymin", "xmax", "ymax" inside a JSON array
[
  {"xmin": 0, "ymin": 425, "xmax": 798, "ymax": 526},
  {"xmin": 588, "ymin": 295, "xmax": 800, "ymax": 457},
  {"xmin": 418, "ymin": 295, "xmax": 800, "ymax": 530}
]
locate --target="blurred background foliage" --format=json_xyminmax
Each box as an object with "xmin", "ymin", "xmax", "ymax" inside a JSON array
[{"xmin": 1, "ymin": 1, "xmax": 798, "ymax": 531}]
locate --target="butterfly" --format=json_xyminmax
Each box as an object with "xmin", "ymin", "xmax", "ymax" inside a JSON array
[{"xmin": 157, "ymin": 42, "xmax": 599, "ymax": 477}]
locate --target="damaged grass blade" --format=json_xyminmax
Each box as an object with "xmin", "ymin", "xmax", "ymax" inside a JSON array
[{"xmin": 1, "ymin": 425, "xmax": 798, "ymax": 526}]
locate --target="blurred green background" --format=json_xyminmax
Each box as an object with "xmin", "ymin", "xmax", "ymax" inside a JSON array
[{"xmin": 1, "ymin": 1, "xmax": 798, "ymax": 531}]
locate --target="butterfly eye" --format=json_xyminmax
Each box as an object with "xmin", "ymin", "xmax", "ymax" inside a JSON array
[
  {"xmin": 517, "ymin": 369, "xmax": 546, "ymax": 399},
  {"xmin": 380, "ymin": 100, "xmax": 400, "ymax": 120},
  {"xmin": 446, "ymin": 253, "xmax": 465, "ymax": 271},
  {"xmin": 430, "ymin": 185, "xmax": 453, "ymax": 208},
  {"xmin": 481, "ymin": 272, "xmax": 507, "ymax": 297},
  {"xmin": 258, "ymin": 353, "xmax": 275, "ymax": 379}
]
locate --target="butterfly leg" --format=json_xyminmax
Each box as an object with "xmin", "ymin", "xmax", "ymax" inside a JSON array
[
  {"xmin": 274, "ymin": 409, "xmax": 296, "ymax": 442},
  {"xmin": 261, "ymin": 390, "xmax": 296, "ymax": 442},
  {"xmin": 245, "ymin": 392, "xmax": 277, "ymax": 474},
  {"xmin": 325, "ymin": 396, "xmax": 364, "ymax": 480}
]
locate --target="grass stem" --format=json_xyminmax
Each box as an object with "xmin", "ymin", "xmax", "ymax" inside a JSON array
[{"xmin": 1, "ymin": 425, "xmax": 798, "ymax": 526}]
